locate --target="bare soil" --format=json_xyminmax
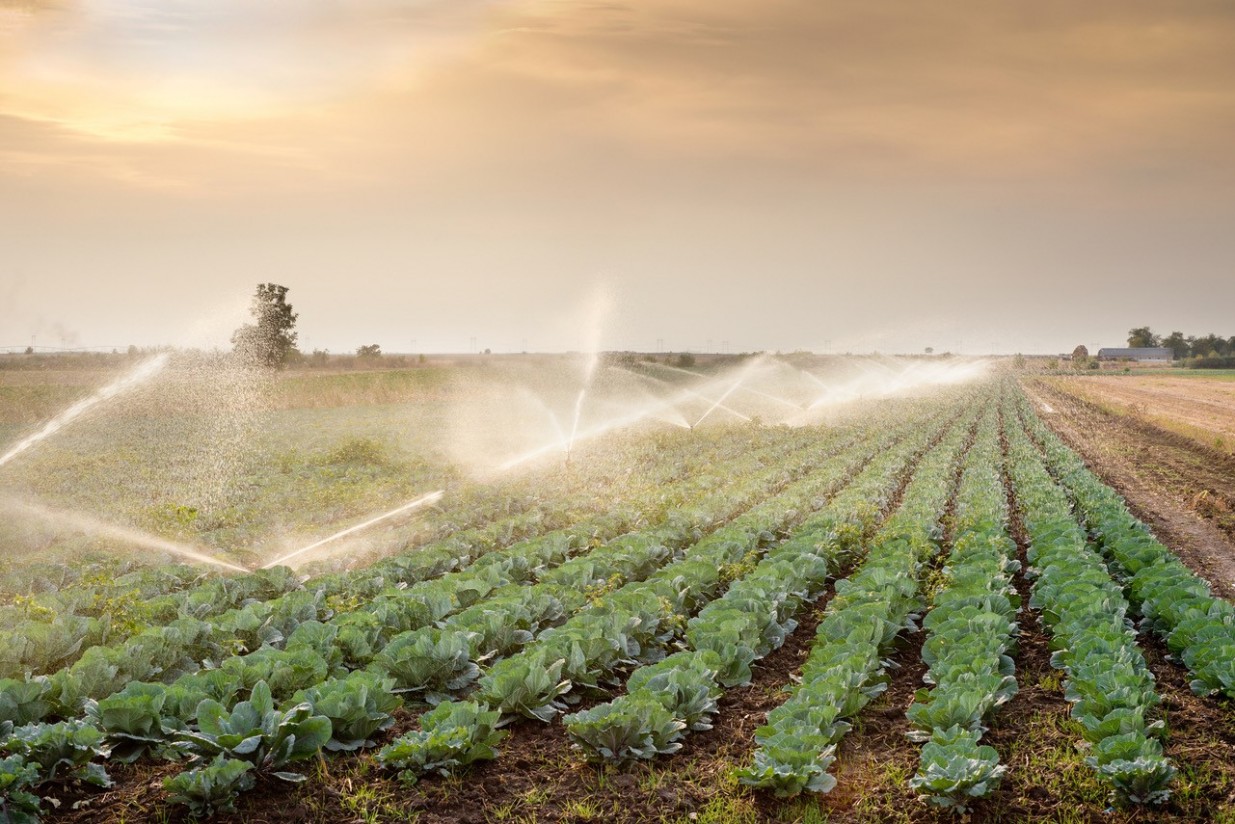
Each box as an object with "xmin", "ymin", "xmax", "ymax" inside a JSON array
[
  {"xmin": 1057, "ymin": 375, "xmax": 1235, "ymax": 453},
  {"xmin": 1024, "ymin": 378, "xmax": 1235, "ymax": 600}
]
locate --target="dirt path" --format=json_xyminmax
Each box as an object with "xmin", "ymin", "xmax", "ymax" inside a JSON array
[{"xmin": 1023, "ymin": 379, "xmax": 1235, "ymax": 600}]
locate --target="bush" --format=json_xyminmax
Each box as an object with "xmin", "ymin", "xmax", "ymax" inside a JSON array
[{"xmin": 1186, "ymin": 355, "xmax": 1235, "ymax": 369}]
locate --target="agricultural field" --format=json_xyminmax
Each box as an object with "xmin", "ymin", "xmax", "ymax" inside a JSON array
[
  {"xmin": 2, "ymin": 358, "xmax": 1235, "ymax": 824},
  {"xmin": 1040, "ymin": 373, "xmax": 1235, "ymax": 457},
  {"xmin": 1026, "ymin": 375, "xmax": 1235, "ymax": 590}
]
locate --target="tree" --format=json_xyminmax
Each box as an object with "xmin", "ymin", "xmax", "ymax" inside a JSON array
[
  {"xmin": 1161, "ymin": 331, "xmax": 1189, "ymax": 360},
  {"xmin": 232, "ymin": 284, "xmax": 298, "ymax": 368},
  {"xmin": 356, "ymin": 344, "xmax": 382, "ymax": 360},
  {"xmin": 1126, "ymin": 326, "xmax": 1159, "ymax": 348},
  {"xmin": 1072, "ymin": 345, "xmax": 1089, "ymax": 363},
  {"xmin": 1191, "ymin": 333, "xmax": 1225, "ymax": 358}
]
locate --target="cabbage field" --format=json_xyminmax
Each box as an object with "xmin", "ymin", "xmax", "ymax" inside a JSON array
[{"xmin": 3, "ymin": 372, "xmax": 1235, "ymax": 823}]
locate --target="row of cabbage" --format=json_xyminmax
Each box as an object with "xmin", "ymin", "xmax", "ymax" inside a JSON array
[
  {"xmin": 0, "ymin": 422, "xmax": 839, "ymax": 726},
  {"xmin": 904, "ymin": 406, "xmax": 1019, "ymax": 811},
  {"xmin": 735, "ymin": 399, "xmax": 979, "ymax": 796},
  {"xmin": 1018, "ymin": 396, "xmax": 1235, "ymax": 702},
  {"xmin": 1003, "ymin": 397, "xmax": 1175, "ymax": 805},
  {"xmin": 0, "ymin": 424, "xmax": 777, "ymax": 679},
  {"xmin": 1, "ymin": 424, "xmax": 850, "ymax": 728},
  {"xmin": 376, "ymin": 402, "xmax": 965, "ymax": 787},
  {"xmin": 0, "ymin": 409, "xmax": 922, "ymax": 819},
  {"xmin": 558, "ymin": 399, "xmax": 975, "ymax": 766}
]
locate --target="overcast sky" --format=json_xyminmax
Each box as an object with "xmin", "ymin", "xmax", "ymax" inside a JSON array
[{"xmin": 2, "ymin": 0, "xmax": 1233, "ymax": 355}]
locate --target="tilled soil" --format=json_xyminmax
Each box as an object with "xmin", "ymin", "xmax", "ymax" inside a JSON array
[
  {"xmin": 1024, "ymin": 378, "xmax": 1235, "ymax": 599},
  {"xmin": 1061, "ymin": 376, "xmax": 1235, "ymax": 450}
]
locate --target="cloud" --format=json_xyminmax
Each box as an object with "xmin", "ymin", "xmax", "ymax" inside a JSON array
[{"xmin": 2, "ymin": 0, "xmax": 1234, "ymax": 197}]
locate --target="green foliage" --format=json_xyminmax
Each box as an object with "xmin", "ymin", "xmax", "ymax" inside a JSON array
[
  {"xmin": 738, "ymin": 734, "xmax": 837, "ymax": 797},
  {"xmin": 474, "ymin": 652, "xmax": 570, "ymax": 722},
  {"xmin": 563, "ymin": 695, "xmax": 685, "ymax": 764},
  {"xmin": 369, "ymin": 628, "xmax": 482, "ymax": 704},
  {"xmin": 910, "ymin": 725, "xmax": 1006, "ymax": 812},
  {"xmin": 85, "ymin": 682, "xmax": 183, "ymax": 762},
  {"xmin": 0, "ymin": 754, "xmax": 42, "ymax": 824},
  {"xmin": 321, "ymin": 437, "xmax": 389, "ymax": 467},
  {"xmin": 0, "ymin": 679, "xmax": 53, "ymax": 727},
  {"xmin": 741, "ymin": 406, "xmax": 979, "ymax": 797},
  {"xmin": 376, "ymin": 701, "xmax": 505, "ymax": 784},
  {"xmin": 1126, "ymin": 326, "xmax": 1160, "ymax": 348},
  {"xmin": 3, "ymin": 719, "xmax": 112, "ymax": 788},
  {"xmin": 231, "ymin": 283, "xmax": 298, "ymax": 368},
  {"xmin": 164, "ymin": 755, "xmax": 256, "ymax": 818},
  {"xmin": 1085, "ymin": 733, "xmax": 1176, "ymax": 806},
  {"xmin": 174, "ymin": 681, "xmax": 331, "ymax": 783},
  {"xmin": 1008, "ymin": 396, "xmax": 1174, "ymax": 805},
  {"xmin": 293, "ymin": 670, "xmax": 401, "ymax": 751}
]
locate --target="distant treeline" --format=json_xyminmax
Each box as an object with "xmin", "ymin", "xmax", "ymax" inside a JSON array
[{"xmin": 1127, "ymin": 327, "xmax": 1235, "ymax": 368}]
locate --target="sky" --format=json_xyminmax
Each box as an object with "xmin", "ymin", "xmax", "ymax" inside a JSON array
[{"xmin": 1, "ymin": 0, "xmax": 1233, "ymax": 355}]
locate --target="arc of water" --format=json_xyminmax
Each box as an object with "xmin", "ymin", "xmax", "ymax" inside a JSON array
[
  {"xmin": 262, "ymin": 490, "xmax": 444, "ymax": 569},
  {"xmin": 1, "ymin": 498, "xmax": 248, "ymax": 573},
  {"xmin": 612, "ymin": 366, "xmax": 750, "ymax": 422},
  {"xmin": 693, "ymin": 357, "xmax": 765, "ymax": 427},
  {"xmin": 0, "ymin": 354, "xmax": 170, "ymax": 468}
]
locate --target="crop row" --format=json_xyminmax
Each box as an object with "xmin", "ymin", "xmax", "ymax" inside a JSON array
[
  {"xmin": 1017, "ymin": 397, "xmax": 1235, "ymax": 703},
  {"xmin": 736, "ymin": 395, "xmax": 981, "ymax": 796},
  {"xmin": 1003, "ymin": 395, "xmax": 1175, "ymax": 806},
  {"xmin": 3, "ymin": 416, "xmax": 841, "ymax": 681},
  {"xmin": 447, "ymin": 407, "xmax": 937, "ymax": 718},
  {"xmin": 374, "ymin": 398, "xmax": 969, "ymax": 787},
  {"xmin": 557, "ymin": 396, "xmax": 980, "ymax": 767},
  {"xmin": 1, "ymin": 418, "xmax": 859, "ymax": 724},
  {"xmin": 905, "ymin": 404, "xmax": 1018, "ymax": 811},
  {"xmin": 0, "ymin": 401, "xmax": 967, "ymax": 819},
  {"xmin": 0, "ymin": 423, "xmax": 798, "ymax": 678}
]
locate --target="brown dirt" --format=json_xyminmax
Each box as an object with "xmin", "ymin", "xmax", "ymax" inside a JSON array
[
  {"xmin": 1059, "ymin": 376, "xmax": 1235, "ymax": 451},
  {"xmin": 1024, "ymin": 378, "xmax": 1235, "ymax": 600}
]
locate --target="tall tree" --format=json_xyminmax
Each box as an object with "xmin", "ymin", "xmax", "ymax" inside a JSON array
[
  {"xmin": 1161, "ymin": 331, "xmax": 1189, "ymax": 360},
  {"xmin": 1126, "ymin": 326, "xmax": 1160, "ymax": 348},
  {"xmin": 232, "ymin": 283, "xmax": 298, "ymax": 368}
]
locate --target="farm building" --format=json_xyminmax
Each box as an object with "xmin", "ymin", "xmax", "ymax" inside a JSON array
[{"xmin": 1096, "ymin": 347, "xmax": 1173, "ymax": 362}]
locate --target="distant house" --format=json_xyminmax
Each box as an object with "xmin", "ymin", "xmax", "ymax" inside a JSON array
[{"xmin": 1096, "ymin": 347, "xmax": 1173, "ymax": 362}]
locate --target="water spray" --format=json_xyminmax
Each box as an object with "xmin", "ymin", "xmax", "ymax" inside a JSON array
[
  {"xmin": 261, "ymin": 489, "xmax": 445, "ymax": 569},
  {"xmin": 1, "ymin": 498, "xmax": 248, "ymax": 573},
  {"xmin": 693, "ymin": 357, "xmax": 764, "ymax": 428},
  {"xmin": 0, "ymin": 353, "xmax": 170, "ymax": 469}
]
